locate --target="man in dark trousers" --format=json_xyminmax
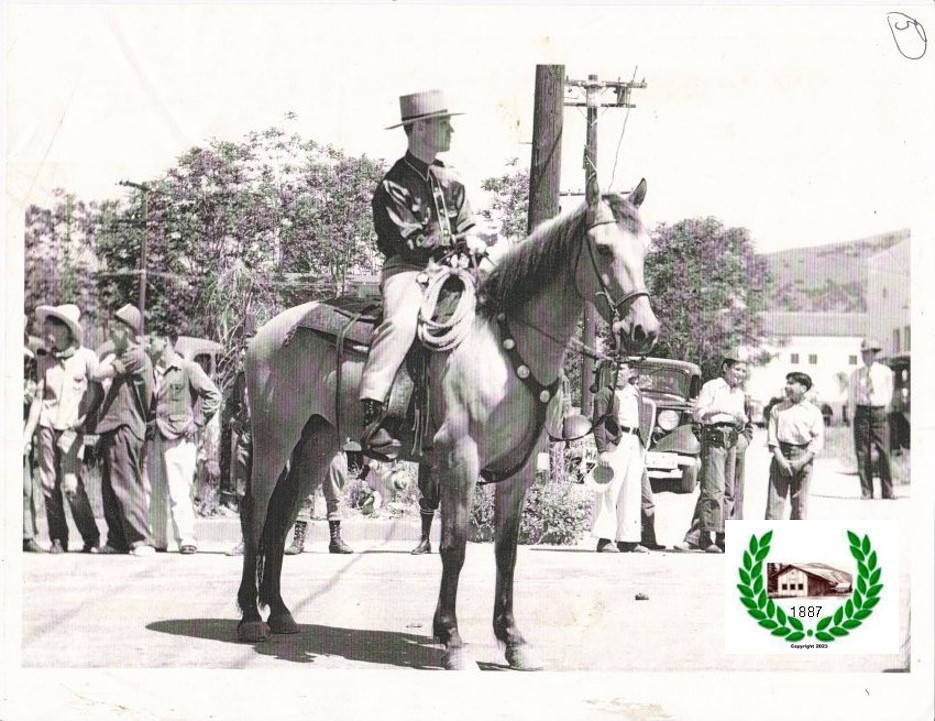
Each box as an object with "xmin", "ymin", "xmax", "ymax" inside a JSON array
[
  {"xmin": 847, "ymin": 338, "xmax": 894, "ymax": 499},
  {"xmin": 86, "ymin": 304, "xmax": 156, "ymax": 556}
]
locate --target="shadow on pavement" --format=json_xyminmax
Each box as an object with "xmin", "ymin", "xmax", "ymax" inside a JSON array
[{"xmin": 147, "ymin": 619, "xmax": 446, "ymax": 669}]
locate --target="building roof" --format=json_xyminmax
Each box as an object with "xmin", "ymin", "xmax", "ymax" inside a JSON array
[
  {"xmin": 759, "ymin": 312, "xmax": 868, "ymax": 337},
  {"xmin": 777, "ymin": 563, "xmax": 852, "ymax": 587}
]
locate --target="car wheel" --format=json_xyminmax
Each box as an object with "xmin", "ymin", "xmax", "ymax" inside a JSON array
[{"xmin": 680, "ymin": 463, "xmax": 698, "ymax": 494}]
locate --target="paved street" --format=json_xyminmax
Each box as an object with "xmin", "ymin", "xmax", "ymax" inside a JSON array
[{"xmin": 15, "ymin": 430, "xmax": 911, "ymax": 674}]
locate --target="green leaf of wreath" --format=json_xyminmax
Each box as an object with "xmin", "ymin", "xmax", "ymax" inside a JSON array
[
  {"xmin": 854, "ymin": 609, "xmax": 872, "ymax": 621},
  {"xmin": 759, "ymin": 619, "xmax": 778, "ymax": 630},
  {"xmin": 847, "ymin": 531, "xmax": 860, "ymax": 547},
  {"xmin": 786, "ymin": 632, "xmax": 805, "ymax": 642},
  {"xmin": 861, "ymin": 535, "xmax": 870, "ymax": 555},
  {"xmin": 816, "ymin": 616, "xmax": 833, "ymax": 632},
  {"xmin": 743, "ymin": 552, "xmax": 752, "ymax": 571},
  {"xmin": 739, "ymin": 568, "xmax": 751, "ymax": 586},
  {"xmin": 755, "ymin": 546, "xmax": 770, "ymax": 562},
  {"xmin": 842, "ymin": 619, "xmax": 862, "ymax": 630},
  {"xmin": 853, "ymin": 591, "xmax": 863, "ymax": 609},
  {"xmin": 740, "ymin": 597, "xmax": 758, "ymax": 610},
  {"xmin": 850, "ymin": 546, "xmax": 865, "ymax": 563},
  {"xmin": 867, "ymin": 550, "xmax": 878, "ymax": 569},
  {"xmin": 830, "ymin": 627, "xmax": 849, "ymax": 637},
  {"xmin": 856, "ymin": 575, "xmax": 867, "ymax": 595},
  {"xmin": 771, "ymin": 627, "xmax": 791, "ymax": 637},
  {"xmin": 775, "ymin": 605, "xmax": 788, "ymax": 625},
  {"xmin": 753, "ymin": 576, "xmax": 764, "ymax": 595},
  {"xmin": 737, "ymin": 583, "xmax": 754, "ymax": 598},
  {"xmin": 833, "ymin": 606, "xmax": 844, "ymax": 625},
  {"xmin": 816, "ymin": 631, "xmax": 835, "ymax": 642},
  {"xmin": 867, "ymin": 583, "xmax": 883, "ymax": 598},
  {"xmin": 749, "ymin": 536, "xmax": 758, "ymax": 556},
  {"xmin": 788, "ymin": 616, "xmax": 804, "ymax": 632},
  {"xmin": 869, "ymin": 568, "xmax": 881, "ymax": 585},
  {"xmin": 761, "ymin": 530, "xmax": 773, "ymax": 546}
]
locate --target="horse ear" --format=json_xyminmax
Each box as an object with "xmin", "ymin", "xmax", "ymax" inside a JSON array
[{"xmin": 628, "ymin": 178, "xmax": 648, "ymax": 208}]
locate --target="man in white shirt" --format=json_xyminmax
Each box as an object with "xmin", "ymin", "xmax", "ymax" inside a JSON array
[
  {"xmin": 847, "ymin": 338, "xmax": 894, "ymax": 500},
  {"xmin": 674, "ymin": 356, "xmax": 747, "ymax": 554},
  {"xmin": 766, "ymin": 371, "xmax": 824, "ymax": 519}
]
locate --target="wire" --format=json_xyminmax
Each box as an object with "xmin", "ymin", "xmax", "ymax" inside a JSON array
[{"xmin": 609, "ymin": 65, "xmax": 639, "ymax": 191}]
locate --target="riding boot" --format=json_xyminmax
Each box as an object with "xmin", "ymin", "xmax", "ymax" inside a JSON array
[
  {"xmin": 360, "ymin": 399, "xmax": 402, "ymax": 461},
  {"xmin": 285, "ymin": 520, "xmax": 308, "ymax": 555},
  {"xmin": 411, "ymin": 511, "xmax": 434, "ymax": 554},
  {"xmin": 328, "ymin": 520, "xmax": 354, "ymax": 554}
]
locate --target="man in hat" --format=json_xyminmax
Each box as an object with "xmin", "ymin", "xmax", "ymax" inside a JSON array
[
  {"xmin": 848, "ymin": 338, "xmax": 895, "ymax": 499},
  {"xmin": 589, "ymin": 361, "xmax": 655, "ymax": 553},
  {"xmin": 358, "ymin": 89, "xmax": 494, "ymax": 459},
  {"xmin": 766, "ymin": 371, "xmax": 824, "ymax": 519},
  {"xmin": 674, "ymin": 355, "xmax": 748, "ymax": 554},
  {"xmin": 22, "ymin": 304, "xmax": 102, "ymax": 553},
  {"xmin": 85, "ymin": 304, "xmax": 156, "ymax": 556},
  {"xmin": 146, "ymin": 326, "xmax": 222, "ymax": 555}
]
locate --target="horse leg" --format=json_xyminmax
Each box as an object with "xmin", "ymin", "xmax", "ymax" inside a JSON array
[
  {"xmin": 432, "ymin": 435, "xmax": 481, "ymax": 671},
  {"xmin": 237, "ymin": 472, "xmax": 280, "ymax": 642},
  {"xmin": 262, "ymin": 417, "xmax": 337, "ymax": 634},
  {"xmin": 493, "ymin": 469, "xmax": 543, "ymax": 671}
]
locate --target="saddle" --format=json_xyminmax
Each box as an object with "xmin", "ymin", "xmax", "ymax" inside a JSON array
[{"xmin": 284, "ymin": 275, "xmax": 467, "ymax": 458}]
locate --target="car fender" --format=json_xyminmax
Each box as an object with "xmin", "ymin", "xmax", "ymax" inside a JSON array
[{"xmin": 652, "ymin": 425, "xmax": 700, "ymax": 456}]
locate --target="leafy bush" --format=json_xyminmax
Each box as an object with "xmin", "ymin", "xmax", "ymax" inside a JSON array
[{"xmin": 470, "ymin": 475, "xmax": 593, "ymax": 545}]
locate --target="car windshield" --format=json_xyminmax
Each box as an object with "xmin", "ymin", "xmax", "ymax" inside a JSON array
[{"xmin": 635, "ymin": 366, "xmax": 693, "ymax": 398}]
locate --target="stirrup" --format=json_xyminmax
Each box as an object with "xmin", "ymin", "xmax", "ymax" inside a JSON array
[{"xmin": 362, "ymin": 428, "xmax": 402, "ymax": 462}]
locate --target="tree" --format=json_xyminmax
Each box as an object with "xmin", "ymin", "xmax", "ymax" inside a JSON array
[
  {"xmin": 479, "ymin": 158, "xmax": 530, "ymax": 243},
  {"xmin": 645, "ymin": 217, "xmax": 773, "ymax": 380}
]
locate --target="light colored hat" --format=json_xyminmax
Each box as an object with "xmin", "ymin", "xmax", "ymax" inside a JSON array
[
  {"xmin": 36, "ymin": 304, "xmax": 83, "ymax": 347},
  {"xmin": 582, "ymin": 460, "xmax": 615, "ymax": 492},
  {"xmin": 386, "ymin": 89, "xmax": 463, "ymax": 129},
  {"xmin": 114, "ymin": 304, "xmax": 143, "ymax": 335},
  {"xmin": 860, "ymin": 338, "xmax": 882, "ymax": 352}
]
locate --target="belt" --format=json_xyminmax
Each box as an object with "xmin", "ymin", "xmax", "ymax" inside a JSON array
[
  {"xmin": 779, "ymin": 441, "xmax": 808, "ymax": 449},
  {"xmin": 856, "ymin": 405, "xmax": 885, "ymax": 410},
  {"xmin": 707, "ymin": 422, "xmax": 738, "ymax": 429},
  {"xmin": 619, "ymin": 425, "xmax": 640, "ymax": 436}
]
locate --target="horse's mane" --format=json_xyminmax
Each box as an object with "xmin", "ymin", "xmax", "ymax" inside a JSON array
[{"xmin": 478, "ymin": 194, "xmax": 639, "ymax": 314}]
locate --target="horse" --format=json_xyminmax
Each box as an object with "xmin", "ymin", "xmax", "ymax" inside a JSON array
[{"xmin": 236, "ymin": 175, "xmax": 659, "ymax": 670}]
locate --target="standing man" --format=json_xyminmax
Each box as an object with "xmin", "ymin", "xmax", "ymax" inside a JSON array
[
  {"xmin": 86, "ymin": 304, "xmax": 156, "ymax": 556},
  {"xmin": 590, "ymin": 361, "xmax": 655, "ymax": 553},
  {"xmin": 23, "ymin": 305, "xmax": 101, "ymax": 553},
  {"xmin": 146, "ymin": 328, "xmax": 222, "ymax": 554},
  {"xmin": 766, "ymin": 372, "xmax": 824, "ymax": 520},
  {"xmin": 358, "ymin": 89, "xmax": 491, "ymax": 459},
  {"xmin": 674, "ymin": 356, "xmax": 748, "ymax": 554},
  {"xmin": 848, "ymin": 338, "xmax": 894, "ymax": 500},
  {"xmin": 23, "ymin": 326, "xmax": 44, "ymax": 553}
]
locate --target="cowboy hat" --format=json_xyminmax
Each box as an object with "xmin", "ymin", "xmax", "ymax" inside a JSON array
[
  {"xmin": 114, "ymin": 304, "xmax": 143, "ymax": 335},
  {"xmin": 582, "ymin": 460, "xmax": 615, "ymax": 492},
  {"xmin": 860, "ymin": 338, "xmax": 882, "ymax": 353},
  {"xmin": 385, "ymin": 89, "xmax": 464, "ymax": 130},
  {"xmin": 35, "ymin": 304, "xmax": 83, "ymax": 347}
]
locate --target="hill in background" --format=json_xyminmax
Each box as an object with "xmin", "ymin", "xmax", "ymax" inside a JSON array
[{"xmin": 763, "ymin": 229, "xmax": 908, "ymax": 312}]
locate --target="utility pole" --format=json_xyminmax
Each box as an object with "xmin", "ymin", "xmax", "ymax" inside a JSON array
[
  {"xmin": 118, "ymin": 180, "xmax": 150, "ymax": 335},
  {"xmin": 527, "ymin": 65, "xmax": 564, "ymax": 234},
  {"xmin": 564, "ymin": 72, "xmax": 647, "ymax": 412}
]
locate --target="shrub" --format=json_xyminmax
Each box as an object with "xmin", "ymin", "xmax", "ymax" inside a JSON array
[{"xmin": 470, "ymin": 474, "xmax": 593, "ymax": 545}]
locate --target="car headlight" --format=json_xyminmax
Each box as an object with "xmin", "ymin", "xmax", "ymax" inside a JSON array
[{"xmin": 656, "ymin": 410, "xmax": 680, "ymax": 431}]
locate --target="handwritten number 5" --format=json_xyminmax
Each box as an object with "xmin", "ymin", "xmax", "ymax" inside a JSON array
[{"xmin": 887, "ymin": 12, "xmax": 927, "ymax": 60}]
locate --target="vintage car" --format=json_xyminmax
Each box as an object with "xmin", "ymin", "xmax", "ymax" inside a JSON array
[
  {"xmin": 883, "ymin": 353, "xmax": 910, "ymax": 451},
  {"xmin": 632, "ymin": 357, "xmax": 703, "ymax": 493}
]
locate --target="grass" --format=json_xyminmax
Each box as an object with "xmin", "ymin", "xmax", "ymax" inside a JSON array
[{"xmin": 822, "ymin": 424, "xmax": 911, "ymax": 486}]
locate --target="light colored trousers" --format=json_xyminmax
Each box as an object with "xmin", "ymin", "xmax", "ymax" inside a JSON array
[
  {"xmin": 296, "ymin": 452, "xmax": 346, "ymax": 523},
  {"xmin": 147, "ymin": 433, "xmax": 198, "ymax": 549},
  {"xmin": 591, "ymin": 434, "xmax": 644, "ymax": 543},
  {"xmin": 359, "ymin": 269, "xmax": 423, "ymax": 403}
]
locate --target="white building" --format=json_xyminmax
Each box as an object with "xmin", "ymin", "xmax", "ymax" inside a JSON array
[
  {"xmin": 745, "ymin": 312, "xmax": 867, "ymax": 422},
  {"xmin": 866, "ymin": 233, "xmax": 911, "ymax": 358}
]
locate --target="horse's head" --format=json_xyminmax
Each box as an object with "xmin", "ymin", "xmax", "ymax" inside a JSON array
[{"xmin": 574, "ymin": 174, "xmax": 659, "ymax": 355}]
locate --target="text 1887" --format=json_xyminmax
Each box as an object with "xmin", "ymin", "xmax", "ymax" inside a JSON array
[{"xmin": 789, "ymin": 605, "xmax": 822, "ymax": 618}]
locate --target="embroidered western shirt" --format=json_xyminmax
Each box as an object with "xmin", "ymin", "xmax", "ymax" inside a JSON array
[{"xmin": 372, "ymin": 152, "xmax": 476, "ymax": 274}]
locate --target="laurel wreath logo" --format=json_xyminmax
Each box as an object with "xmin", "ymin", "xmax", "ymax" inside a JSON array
[{"xmin": 736, "ymin": 530, "xmax": 883, "ymax": 643}]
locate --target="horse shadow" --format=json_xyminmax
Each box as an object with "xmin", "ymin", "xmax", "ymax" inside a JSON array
[{"xmin": 147, "ymin": 618, "xmax": 447, "ymax": 669}]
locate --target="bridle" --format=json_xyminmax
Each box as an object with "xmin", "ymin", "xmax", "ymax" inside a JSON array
[{"xmin": 575, "ymin": 210, "xmax": 651, "ymax": 334}]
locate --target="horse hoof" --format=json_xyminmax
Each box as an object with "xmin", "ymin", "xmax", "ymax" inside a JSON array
[
  {"xmin": 505, "ymin": 643, "xmax": 544, "ymax": 671},
  {"xmin": 443, "ymin": 645, "xmax": 480, "ymax": 671},
  {"xmin": 268, "ymin": 611, "xmax": 300, "ymax": 635},
  {"xmin": 237, "ymin": 620, "xmax": 269, "ymax": 643}
]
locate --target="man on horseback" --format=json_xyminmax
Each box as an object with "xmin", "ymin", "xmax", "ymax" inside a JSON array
[{"xmin": 359, "ymin": 89, "xmax": 491, "ymax": 460}]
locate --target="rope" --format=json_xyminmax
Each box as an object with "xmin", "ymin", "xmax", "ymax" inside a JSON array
[{"xmin": 416, "ymin": 266, "xmax": 477, "ymax": 353}]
